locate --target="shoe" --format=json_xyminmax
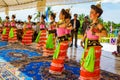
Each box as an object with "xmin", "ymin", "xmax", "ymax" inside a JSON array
[{"xmin": 75, "ymin": 45, "xmax": 78, "ymax": 48}]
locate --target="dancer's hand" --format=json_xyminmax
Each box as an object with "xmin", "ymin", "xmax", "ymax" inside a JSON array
[
  {"xmin": 74, "ymin": 28, "xmax": 76, "ymax": 31},
  {"xmin": 80, "ymin": 41, "xmax": 84, "ymax": 48}
]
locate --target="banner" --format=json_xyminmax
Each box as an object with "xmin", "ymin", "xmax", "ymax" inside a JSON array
[{"xmin": 100, "ymin": 37, "xmax": 117, "ymax": 45}]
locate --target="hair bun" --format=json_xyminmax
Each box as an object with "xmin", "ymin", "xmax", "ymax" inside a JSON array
[
  {"xmin": 51, "ymin": 13, "xmax": 56, "ymax": 16},
  {"xmin": 66, "ymin": 8, "xmax": 70, "ymax": 13},
  {"xmin": 41, "ymin": 14, "xmax": 46, "ymax": 19},
  {"xmin": 6, "ymin": 16, "xmax": 9, "ymax": 19},
  {"xmin": 54, "ymin": 13, "xmax": 56, "ymax": 16},
  {"xmin": 96, "ymin": 2, "xmax": 101, "ymax": 9},
  {"xmin": 91, "ymin": 2, "xmax": 103, "ymax": 17},
  {"xmin": 12, "ymin": 14, "xmax": 16, "ymax": 18},
  {"xmin": 28, "ymin": 15, "xmax": 32, "ymax": 19}
]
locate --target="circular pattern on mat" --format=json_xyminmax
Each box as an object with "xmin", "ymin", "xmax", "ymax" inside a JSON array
[
  {"xmin": 0, "ymin": 49, "xmax": 42, "ymax": 62},
  {"xmin": 8, "ymin": 52, "xmax": 28, "ymax": 59}
]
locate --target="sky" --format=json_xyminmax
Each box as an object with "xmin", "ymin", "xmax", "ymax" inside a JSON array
[{"xmin": 0, "ymin": 0, "xmax": 120, "ymax": 23}]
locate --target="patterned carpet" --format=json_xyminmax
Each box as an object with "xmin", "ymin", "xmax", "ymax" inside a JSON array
[
  {"xmin": 0, "ymin": 41, "xmax": 8, "ymax": 47},
  {"xmin": 0, "ymin": 49, "xmax": 41, "ymax": 62},
  {"xmin": 0, "ymin": 41, "xmax": 120, "ymax": 80}
]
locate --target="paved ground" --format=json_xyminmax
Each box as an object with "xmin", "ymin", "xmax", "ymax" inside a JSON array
[{"xmin": 68, "ymin": 39, "xmax": 120, "ymax": 75}]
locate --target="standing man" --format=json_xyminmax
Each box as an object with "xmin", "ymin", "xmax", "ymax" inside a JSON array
[
  {"xmin": 70, "ymin": 14, "xmax": 80, "ymax": 48},
  {"xmin": 81, "ymin": 16, "xmax": 90, "ymax": 35}
]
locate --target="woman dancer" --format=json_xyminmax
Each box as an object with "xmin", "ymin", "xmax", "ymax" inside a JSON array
[
  {"xmin": 22, "ymin": 15, "xmax": 33, "ymax": 45},
  {"xmin": 2, "ymin": 16, "xmax": 10, "ymax": 41},
  {"xmin": 36, "ymin": 15, "xmax": 47, "ymax": 52},
  {"xmin": 8, "ymin": 15, "xmax": 18, "ymax": 43},
  {"xmin": 80, "ymin": 3, "xmax": 107, "ymax": 80},
  {"xmin": 49, "ymin": 9, "xmax": 69, "ymax": 75},
  {"xmin": 43, "ymin": 13, "xmax": 57, "ymax": 56}
]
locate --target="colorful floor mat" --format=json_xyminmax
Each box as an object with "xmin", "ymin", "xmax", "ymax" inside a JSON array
[
  {"xmin": 0, "ymin": 60, "xmax": 120, "ymax": 80},
  {"xmin": 0, "ymin": 41, "xmax": 120, "ymax": 80},
  {"xmin": 0, "ymin": 41, "xmax": 8, "ymax": 47},
  {"xmin": 0, "ymin": 49, "xmax": 42, "ymax": 62},
  {"xmin": 0, "ymin": 61, "xmax": 80, "ymax": 80},
  {"xmin": 19, "ymin": 61, "xmax": 79, "ymax": 80}
]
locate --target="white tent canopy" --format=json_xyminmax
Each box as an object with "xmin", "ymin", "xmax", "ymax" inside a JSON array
[{"xmin": 0, "ymin": 0, "xmax": 101, "ymax": 14}]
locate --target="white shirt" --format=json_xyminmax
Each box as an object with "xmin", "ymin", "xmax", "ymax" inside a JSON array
[
  {"xmin": 32, "ymin": 25, "xmax": 36, "ymax": 31},
  {"xmin": 17, "ymin": 24, "xmax": 23, "ymax": 29},
  {"xmin": 74, "ymin": 20, "xmax": 76, "ymax": 28}
]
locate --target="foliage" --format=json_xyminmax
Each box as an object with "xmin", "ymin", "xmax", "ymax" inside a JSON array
[
  {"xmin": 78, "ymin": 14, "xmax": 89, "ymax": 34},
  {"xmin": 34, "ymin": 6, "xmax": 53, "ymax": 22},
  {"xmin": 34, "ymin": 11, "xmax": 41, "ymax": 21}
]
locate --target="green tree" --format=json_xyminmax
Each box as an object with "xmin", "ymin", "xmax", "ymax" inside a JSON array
[
  {"xmin": 34, "ymin": 11, "xmax": 41, "ymax": 21},
  {"xmin": 78, "ymin": 14, "xmax": 85, "ymax": 21},
  {"xmin": 34, "ymin": 6, "xmax": 53, "ymax": 22},
  {"xmin": 78, "ymin": 14, "xmax": 85, "ymax": 34},
  {"xmin": 99, "ymin": 17, "xmax": 104, "ymax": 24}
]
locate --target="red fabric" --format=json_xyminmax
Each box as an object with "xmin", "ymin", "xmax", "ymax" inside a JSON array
[
  {"xmin": 22, "ymin": 29, "xmax": 33, "ymax": 45},
  {"xmin": 2, "ymin": 28, "xmax": 10, "ymax": 41},
  {"xmin": 80, "ymin": 46, "xmax": 102, "ymax": 80},
  {"xmin": 37, "ymin": 30, "xmax": 47, "ymax": 49},
  {"xmin": 43, "ymin": 34, "xmax": 56, "ymax": 56},
  {"xmin": 49, "ymin": 41, "xmax": 69, "ymax": 74},
  {"xmin": 8, "ymin": 28, "xmax": 18, "ymax": 43}
]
